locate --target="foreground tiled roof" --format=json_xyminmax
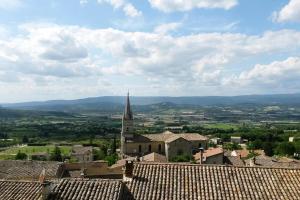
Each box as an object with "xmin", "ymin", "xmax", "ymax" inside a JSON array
[
  {"xmin": 48, "ymin": 179, "xmax": 123, "ymax": 200},
  {"xmin": 0, "ymin": 160, "xmax": 62, "ymax": 180},
  {"xmin": 125, "ymin": 162, "xmax": 300, "ymax": 200},
  {"xmin": 0, "ymin": 180, "xmax": 42, "ymax": 200}
]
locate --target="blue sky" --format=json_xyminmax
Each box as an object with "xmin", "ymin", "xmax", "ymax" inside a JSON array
[{"xmin": 0, "ymin": 0, "xmax": 300, "ymax": 102}]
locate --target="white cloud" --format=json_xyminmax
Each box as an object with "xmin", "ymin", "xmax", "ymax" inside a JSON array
[
  {"xmin": 273, "ymin": 0, "xmax": 300, "ymax": 23},
  {"xmin": 226, "ymin": 57, "xmax": 300, "ymax": 93},
  {"xmin": 0, "ymin": 0, "xmax": 22, "ymax": 10},
  {"xmin": 148, "ymin": 0, "xmax": 238, "ymax": 12},
  {"xmin": 1, "ymin": 23, "xmax": 300, "ymax": 101},
  {"xmin": 80, "ymin": 0, "xmax": 88, "ymax": 5},
  {"xmin": 123, "ymin": 3, "xmax": 142, "ymax": 17},
  {"xmin": 154, "ymin": 22, "xmax": 182, "ymax": 34},
  {"xmin": 98, "ymin": 0, "xmax": 142, "ymax": 17}
]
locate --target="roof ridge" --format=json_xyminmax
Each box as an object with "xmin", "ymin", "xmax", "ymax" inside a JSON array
[
  {"xmin": 0, "ymin": 180, "xmax": 40, "ymax": 183},
  {"xmin": 135, "ymin": 161, "xmax": 300, "ymax": 170}
]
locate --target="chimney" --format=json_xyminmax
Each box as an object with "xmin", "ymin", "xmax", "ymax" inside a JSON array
[
  {"xmin": 123, "ymin": 160, "xmax": 134, "ymax": 182},
  {"xmin": 80, "ymin": 168, "xmax": 87, "ymax": 178},
  {"xmin": 198, "ymin": 147, "xmax": 204, "ymax": 164},
  {"xmin": 39, "ymin": 169, "xmax": 52, "ymax": 200},
  {"xmin": 249, "ymin": 157, "xmax": 256, "ymax": 167}
]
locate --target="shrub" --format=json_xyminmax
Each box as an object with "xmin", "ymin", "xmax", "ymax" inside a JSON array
[
  {"xmin": 170, "ymin": 154, "xmax": 191, "ymax": 162},
  {"xmin": 50, "ymin": 146, "xmax": 63, "ymax": 161},
  {"xmin": 15, "ymin": 151, "xmax": 27, "ymax": 160}
]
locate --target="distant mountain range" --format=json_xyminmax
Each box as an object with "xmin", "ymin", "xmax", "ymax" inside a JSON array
[{"xmin": 1, "ymin": 93, "xmax": 300, "ymax": 113}]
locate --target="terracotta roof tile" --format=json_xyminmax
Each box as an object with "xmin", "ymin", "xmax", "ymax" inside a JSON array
[
  {"xmin": 245, "ymin": 155, "xmax": 300, "ymax": 168},
  {"xmin": 71, "ymin": 146, "xmax": 93, "ymax": 155},
  {"xmin": 142, "ymin": 131, "xmax": 208, "ymax": 143},
  {"xmin": 0, "ymin": 160, "xmax": 62, "ymax": 180},
  {"xmin": 0, "ymin": 180, "xmax": 42, "ymax": 200},
  {"xmin": 125, "ymin": 162, "xmax": 300, "ymax": 200},
  {"xmin": 194, "ymin": 147, "xmax": 223, "ymax": 161},
  {"xmin": 49, "ymin": 179, "xmax": 123, "ymax": 200},
  {"xmin": 141, "ymin": 152, "xmax": 167, "ymax": 162}
]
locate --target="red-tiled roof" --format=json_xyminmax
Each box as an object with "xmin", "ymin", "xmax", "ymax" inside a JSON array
[
  {"xmin": 141, "ymin": 152, "xmax": 167, "ymax": 162},
  {"xmin": 194, "ymin": 147, "xmax": 223, "ymax": 161},
  {"xmin": 0, "ymin": 180, "xmax": 42, "ymax": 200},
  {"xmin": 143, "ymin": 131, "xmax": 208, "ymax": 143},
  {"xmin": 0, "ymin": 160, "xmax": 62, "ymax": 180},
  {"xmin": 125, "ymin": 162, "xmax": 300, "ymax": 200},
  {"xmin": 49, "ymin": 179, "xmax": 123, "ymax": 200}
]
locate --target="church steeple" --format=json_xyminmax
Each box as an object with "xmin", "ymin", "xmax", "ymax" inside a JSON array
[
  {"xmin": 121, "ymin": 92, "xmax": 134, "ymax": 155},
  {"xmin": 124, "ymin": 92, "xmax": 133, "ymax": 120},
  {"xmin": 121, "ymin": 92, "xmax": 134, "ymax": 137}
]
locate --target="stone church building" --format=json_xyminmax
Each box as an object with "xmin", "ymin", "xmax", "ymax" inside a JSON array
[{"xmin": 121, "ymin": 93, "xmax": 208, "ymax": 161}]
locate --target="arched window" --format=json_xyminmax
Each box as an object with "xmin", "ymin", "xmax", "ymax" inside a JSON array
[
  {"xmin": 158, "ymin": 144, "xmax": 162, "ymax": 153},
  {"xmin": 148, "ymin": 144, "xmax": 152, "ymax": 152},
  {"xmin": 139, "ymin": 145, "xmax": 142, "ymax": 153}
]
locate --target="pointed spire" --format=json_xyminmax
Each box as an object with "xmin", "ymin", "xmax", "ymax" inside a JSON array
[{"xmin": 124, "ymin": 92, "xmax": 133, "ymax": 120}]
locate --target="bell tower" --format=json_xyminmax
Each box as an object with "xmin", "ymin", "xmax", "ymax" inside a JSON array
[{"xmin": 121, "ymin": 92, "xmax": 134, "ymax": 155}]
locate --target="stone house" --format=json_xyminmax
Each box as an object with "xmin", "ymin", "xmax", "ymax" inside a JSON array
[
  {"xmin": 120, "ymin": 93, "xmax": 208, "ymax": 161},
  {"xmin": 71, "ymin": 145, "xmax": 93, "ymax": 162},
  {"xmin": 194, "ymin": 147, "xmax": 224, "ymax": 164}
]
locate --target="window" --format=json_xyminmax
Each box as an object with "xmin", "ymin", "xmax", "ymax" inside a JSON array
[
  {"xmin": 158, "ymin": 144, "xmax": 162, "ymax": 153},
  {"xmin": 148, "ymin": 144, "xmax": 152, "ymax": 152},
  {"xmin": 198, "ymin": 143, "xmax": 202, "ymax": 148},
  {"xmin": 139, "ymin": 145, "xmax": 142, "ymax": 153}
]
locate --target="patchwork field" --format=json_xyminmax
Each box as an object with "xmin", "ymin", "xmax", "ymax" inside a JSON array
[{"xmin": 0, "ymin": 145, "xmax": 72, "ymax": 160}]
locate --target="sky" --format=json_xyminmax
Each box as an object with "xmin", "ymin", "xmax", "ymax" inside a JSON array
[{"xmin": 0, "ymin": 0, "xmax": 300, "ymax": 102}]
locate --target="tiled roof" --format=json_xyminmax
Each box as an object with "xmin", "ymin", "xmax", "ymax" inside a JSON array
[
  {"xmin": 139, "ymin": 131, "xmax": 208, "ymax": 143},
  {"xmin": 224, "ymin": 156, "xmax": 245, "ymax": 166},
  {"xmin": 71, "ymin": 146, "xmax": 93, "ymax": 155},
  {"xmin": 164, "ymin": 135, "xmax": 188, "ymax": 143},
  {"xmin": 125, "ymin": 162, "xmax": 300, "ymax": 200},
  {"xmin": 194, "ymin": 147, "xmax": 223, "ymax": 161},
  {"xmin": 141, "ymin": 152, "xmax": 167, "ymax": 162},
  {"xmin": 245, "ymin": 155, "xmax": 300, "ymax": 168},
  {"xmin": 0, "ymin": 160, "xmax": 62, "ymax": 180},
  {"xmin": 48, "ymin": 179, "xmax": 123, "ymax": 200},
  {"xmin": 0, "ymin": 180, "xmax": 42, "ymax": 200}
]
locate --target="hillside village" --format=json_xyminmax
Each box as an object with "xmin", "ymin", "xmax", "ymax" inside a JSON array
[{"xmin": 1, "ymin": 94, "xmax": 300, "ymax": 199}]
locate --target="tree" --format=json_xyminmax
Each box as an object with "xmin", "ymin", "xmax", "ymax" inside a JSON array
[
  {"xmin": 22, "ymin": 135, "xmax": 29, "ymax": 144},
  {"xmin": 105, "ymin": 154, "xmax": 118, "ymax": 166},
  {"xmin": 223, "ymin": 142, "xmax": 242, "ymax": 151},
  {"xmin": 50, "ymin": 146, "xmax": 63, "ymax": 161},
  {"xmin": 89, "ymin": 134, "xmax": 95, "ymax": 145},
  {"xmin": 263, "ymin": 142, "xmax": 274, "ymax": 156},
  {"xmin": 93, "ymin": 148, "xmax": 106, "ymax": 160},
  {"xmin": 15, "ymin": 151, "xmax": 27, "ymax": 160},
  {"xmin": 111, "ymin": 136, "xmax": 117, "ymax": 154},
  {"xmin": 170, "ymin": 154, "xmax": 191, "ymax": 162},
  {"xmin": 275, "ymin": 142, "xmax": 295, "ymax": 156}
]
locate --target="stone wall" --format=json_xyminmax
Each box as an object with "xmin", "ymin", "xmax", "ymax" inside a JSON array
[
  {"xmin": 165, "ymin": 138, "xmax": 192, "ymax": 161},
  {"xmin": 124, "ymin": 141, "xmax": 165, "ymax": 156}
]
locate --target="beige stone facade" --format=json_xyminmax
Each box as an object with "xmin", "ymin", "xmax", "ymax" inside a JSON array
[
  {"xmin": 120, "ymin": 94, "xmax": 208, "ymax": 161},
  {"xmin": 123, "ymin": 132, "xmax": 208, "ymax": 161}
]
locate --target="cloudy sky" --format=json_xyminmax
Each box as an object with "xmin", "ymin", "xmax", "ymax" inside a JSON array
[{"xmin": 0, "ymin": 0, "xmax": 300, "ymax": 102}]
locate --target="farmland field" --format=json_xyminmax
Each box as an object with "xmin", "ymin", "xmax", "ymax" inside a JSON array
[{"xmin": 0, "ymin": 145, "xmax": 72, "ymax": 157}]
